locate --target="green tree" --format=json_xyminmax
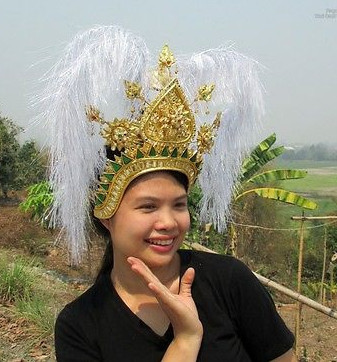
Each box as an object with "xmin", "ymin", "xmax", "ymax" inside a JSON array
[
  {"xmin": 0, "ymin": 115, "xmax": 22, "ymax": 198},
  {"xmin": 16, "ymin": 141, "xmax": 46, "ymax": 188},
  {"xmin": 0, "ymin": 115, "xmax": 46, "ymax": 198}
]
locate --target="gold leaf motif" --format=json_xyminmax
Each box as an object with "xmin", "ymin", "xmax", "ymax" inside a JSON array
[
  {"xmin": 197, "ymin": 124, "xmax": 215, "ymax": 154},
  {"xmin": 85, "ymin": 105, "xmax": 103, "ymax": 123},
  {"xmin": 124, "ymin": 80, "xmax": 143, "ymax": 100},
  {"xmin": 159, "ymin": 45, "xmax": 175, "ymax": 68},
  {"xmin": 102, "ymin": 119, "xmax": 140, "ymax": 151},
  {"xmin": 213, "ymin": 112, "xmax": 222, "ymax": 130},
  {"xmin": 150, "ymin": 67, "xmax": 171, "ymax": 89},
  {"xmin": 140, "ymin": 79, "xmax": 195, "ymax": 147},
  {"xmin": 198, "ymin": 84, "xmax": 215, "ymax": 102}
]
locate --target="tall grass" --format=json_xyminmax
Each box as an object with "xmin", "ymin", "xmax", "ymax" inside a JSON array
[
  {"xmin": 0, "ymin": 257, "xmax": 35, "ymax": 302},
  {"xmin": 0, "ymin": 256, "xmax": 56, "ymax": 338},
  {"xmin": 16, "ymin": 295, "xmax": 56, "ymax": 338}
]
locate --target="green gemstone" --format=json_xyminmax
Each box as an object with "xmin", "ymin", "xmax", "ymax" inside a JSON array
[
  {"xmin": 104, "ymin": 173, "xmax": 114, "ymax": 181},
  {"xmin": 112, "ymin": 162, "xmax": 122, "ymax": 172},
  {"xmin": 149, "ymin": 147, "xmax": 157, "ymax": 157},
  {"xmin": 100, "ymin": 183, "xmax": 109, "ymax": 191},
  {"xmin": 171, "ymin": 148, "xmax": 178, "ymax": 158},
  {"xmin": 136, "ymin": 149, "xmax": 144, "ymax": 159},
  {"xmin": 182, "ymin": 149, "xmax": 189, "ymax": 158},
  {"xmin": 190, "ymin": 153, "xmax": 197, "ymax": 162},
  {"xmin": 122, "ymin": 154, "xmax": 132, "ymax": 164},
  {"xmin": 95, "ymin": 193, "xmax": 106, "ymax": 205},
  {"xmin": 161, "ymin": 146, "xmax": 169, "ymax": 156}
]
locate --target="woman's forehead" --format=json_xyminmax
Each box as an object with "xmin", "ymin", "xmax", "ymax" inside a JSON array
[
  {"xmin": 127, "ymin": 171, "xmax": 187, "ymax": 191},
  {"xmin": 124, "ymin": 172, "xmax": 187, "ymax": 197}
]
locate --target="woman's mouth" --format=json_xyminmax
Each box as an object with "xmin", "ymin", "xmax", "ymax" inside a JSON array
[{"xmin": 146, "ymin": 238, "xmax": 174, "ymax": 246}]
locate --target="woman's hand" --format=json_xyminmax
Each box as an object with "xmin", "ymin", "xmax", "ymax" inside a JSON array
[{"xmin": 127, "ymin": 257, "xmax": 203, "ymax": 361}]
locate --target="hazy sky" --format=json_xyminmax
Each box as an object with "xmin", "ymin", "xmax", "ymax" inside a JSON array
[{"xmin": 1, "ymin": 0, "xmax": 336, "ymax": 145}]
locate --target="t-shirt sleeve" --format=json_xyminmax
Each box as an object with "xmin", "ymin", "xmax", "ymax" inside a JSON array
[
  {"xmin": 55, "ymin": 304, "xmax": 101, "ymax": 362},
  {"xmin": 228, "ymin": 259, "xmax": 294, "ymax": 361}
]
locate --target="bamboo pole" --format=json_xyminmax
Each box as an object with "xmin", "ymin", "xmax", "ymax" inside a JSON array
[
  {"xmin": 186, "ymin": 242, "xmax": 337, "ymax": 320},
  {"xmin": 319, "ymin": 227, "xmax": 327, "ymax": 303},
  {"xmin": 291, "ymin": 216, "xmax": 337, "ymax": 221},
  {"xmin": 295, "ymin": 216, "xmax": 305, "ymax": 356}
]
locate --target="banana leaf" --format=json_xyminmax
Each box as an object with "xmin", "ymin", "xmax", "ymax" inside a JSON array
[
  {"xmin": 243, "ymin": 133, "xmax": 277, "ymax": 163},
  {"xmin": 241, "ymin": 146, "xmax": 285, "ymax": 181},
  {"xmin": 235, "ymin": 187, "xmax": 318, "ymax": 210},
  {"xmin": 247, "ymin": 169, "xmax": 308, "ymax": 184}
]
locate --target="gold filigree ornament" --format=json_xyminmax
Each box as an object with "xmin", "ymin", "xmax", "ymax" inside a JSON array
[{"xmin": 88, "ymin": 46, "xmax": 222, "ymax": 219}]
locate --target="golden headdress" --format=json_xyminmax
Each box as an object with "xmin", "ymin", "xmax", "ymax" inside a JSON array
[
  {"xmin": 87, "ymin": 45, "xmax": 221, "ymax": 219},
  {"xmin": 35, "ymin": 26, "xmax": 264, "ymax": 264}
]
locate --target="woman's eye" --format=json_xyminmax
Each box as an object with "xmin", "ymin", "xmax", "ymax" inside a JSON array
[
  {"xmin": 175, "ymin": 202, "xmax": 187, "ymax": 209},
  {"xmin": 139, "ymin": 204, "xmax": 156, "ymax": 210}
]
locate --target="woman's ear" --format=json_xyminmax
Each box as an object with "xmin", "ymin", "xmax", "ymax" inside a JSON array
[{"xmin": 99, "ymin": 218, "xmax": 111, "ymax": 230}]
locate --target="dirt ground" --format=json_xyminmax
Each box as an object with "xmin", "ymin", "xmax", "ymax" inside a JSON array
[{"xmin": 0, "ymin": 203, "xmax": 336, "ymax": 361}]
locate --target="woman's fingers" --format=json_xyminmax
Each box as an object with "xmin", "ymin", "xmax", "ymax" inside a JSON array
[
  {"xmin": 127, "ymin": 257, "xmax": 162, "ymax": 287},
  {"xmin": 127, "ymin": 257, "xmax": 174, "ymax": 297},
  {"xmin": 179, "ymin": 268, "xmax": 195, "ymax": 298},
  {"xmin": 127, "ymin": 256, "xmax": 203, "ymax": 340},
  {"xmin": 127, "ymin": 256, "xmax": 195, "ymax": 312}
]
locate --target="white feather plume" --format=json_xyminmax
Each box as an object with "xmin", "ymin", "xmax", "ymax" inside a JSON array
[
  {"xmin": 34, "ymin": 26, "xmax": 150, "ymax": 264},
  {"xmin": 177, "ymin": 46, "xmax": 264, "ymax": 230}
]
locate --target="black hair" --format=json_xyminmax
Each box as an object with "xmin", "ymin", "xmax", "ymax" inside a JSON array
[{"xmin": 94, "ymin": 170, "xmax": 188, "ymax": 281}]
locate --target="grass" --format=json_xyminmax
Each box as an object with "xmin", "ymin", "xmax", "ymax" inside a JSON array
[
  {"xmin": 272, "ymin": 159, "xmax": 337, "ymax": 220},
  {"xmin": 16, "ymin": 295, "xmax": 56, "ymax": 338},
  {"xmin": 276, "ymin": 159, "xmax": 337, "ymax": 195},
  {"xmin": 276, "ymin": 159, "xmax": 337, "ymax": 169},
  {"xmin": 281, "ymin": 174, "xmax": 337, "ymax": 194},
  {"xmin": 0, "ymin": 254, "xmax": 69, "ymax": 339},
  {"xmin": 0, "ymin": 257, "xmax": 35, "ymax": 303}
]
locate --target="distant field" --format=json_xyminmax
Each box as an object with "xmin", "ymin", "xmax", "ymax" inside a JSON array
[
  {"xmin": 274, "ymin": 159, "xmax": 337, "ymax": 217},
  {"xmin": 276, "ymin": 160, "xmax": 337, "ymax": 170},
  {"xmin": 281, "ymin": 173, "xmax": 337, "ymax": 195}
]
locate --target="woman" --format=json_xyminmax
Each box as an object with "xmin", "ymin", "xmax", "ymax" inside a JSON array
[
  {"xmin": 55, "ymin": 170, "xmax": 295, "ymax": 361},
  {"xmin": 37, "ymin": 26, "xmax": 296, "ymax": 361}
]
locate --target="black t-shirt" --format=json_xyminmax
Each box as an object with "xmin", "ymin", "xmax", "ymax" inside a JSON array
[{"xmin": 55, "ymin": 250, "xmax": 294, "ymax": 361}]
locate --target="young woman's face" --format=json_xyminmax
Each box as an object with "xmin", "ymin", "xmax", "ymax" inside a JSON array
[{"xmin": 102, "ymin": 172, "xmax": 190, "ymax": 269}]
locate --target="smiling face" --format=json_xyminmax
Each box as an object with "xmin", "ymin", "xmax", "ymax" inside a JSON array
[{"xmin": 101, "ymin": 171, "xmax": 190, "ymax": 271}]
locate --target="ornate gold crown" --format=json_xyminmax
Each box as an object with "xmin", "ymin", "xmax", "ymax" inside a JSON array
[{"xmin": 87, "ymin": 45, "xmax": 221, "ymax": 219}]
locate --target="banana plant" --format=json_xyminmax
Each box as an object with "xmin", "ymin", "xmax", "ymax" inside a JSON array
[
  {"xmin": 234, "ymin": 133, "xmax": 317, "ymax": 209},
  {"xmin": 229, "ymin": 133, "xmax": 317, "ymax": 256}
]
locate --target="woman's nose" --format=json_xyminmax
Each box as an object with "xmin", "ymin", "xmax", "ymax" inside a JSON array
[{"xmin": 154, "ymin": 209, "xmax": 178, "ymax": 230}]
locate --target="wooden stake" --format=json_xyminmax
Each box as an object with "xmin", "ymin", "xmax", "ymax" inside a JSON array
[
  {"xmin": 295, "ymin": 214, "xmax": 305, "ymax": 357},
  {"xmin": 319, "ymin": 227, "xmax": 327, "ymax": 304}
]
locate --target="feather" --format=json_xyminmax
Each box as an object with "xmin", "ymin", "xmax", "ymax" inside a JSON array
[
  {"xmin": 177, "ymin": 46, "xmax": 264, "ymax": 230},
  {"xmin": 34, "ymin": 26, "xmax": 150, "ymax": 264}
]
